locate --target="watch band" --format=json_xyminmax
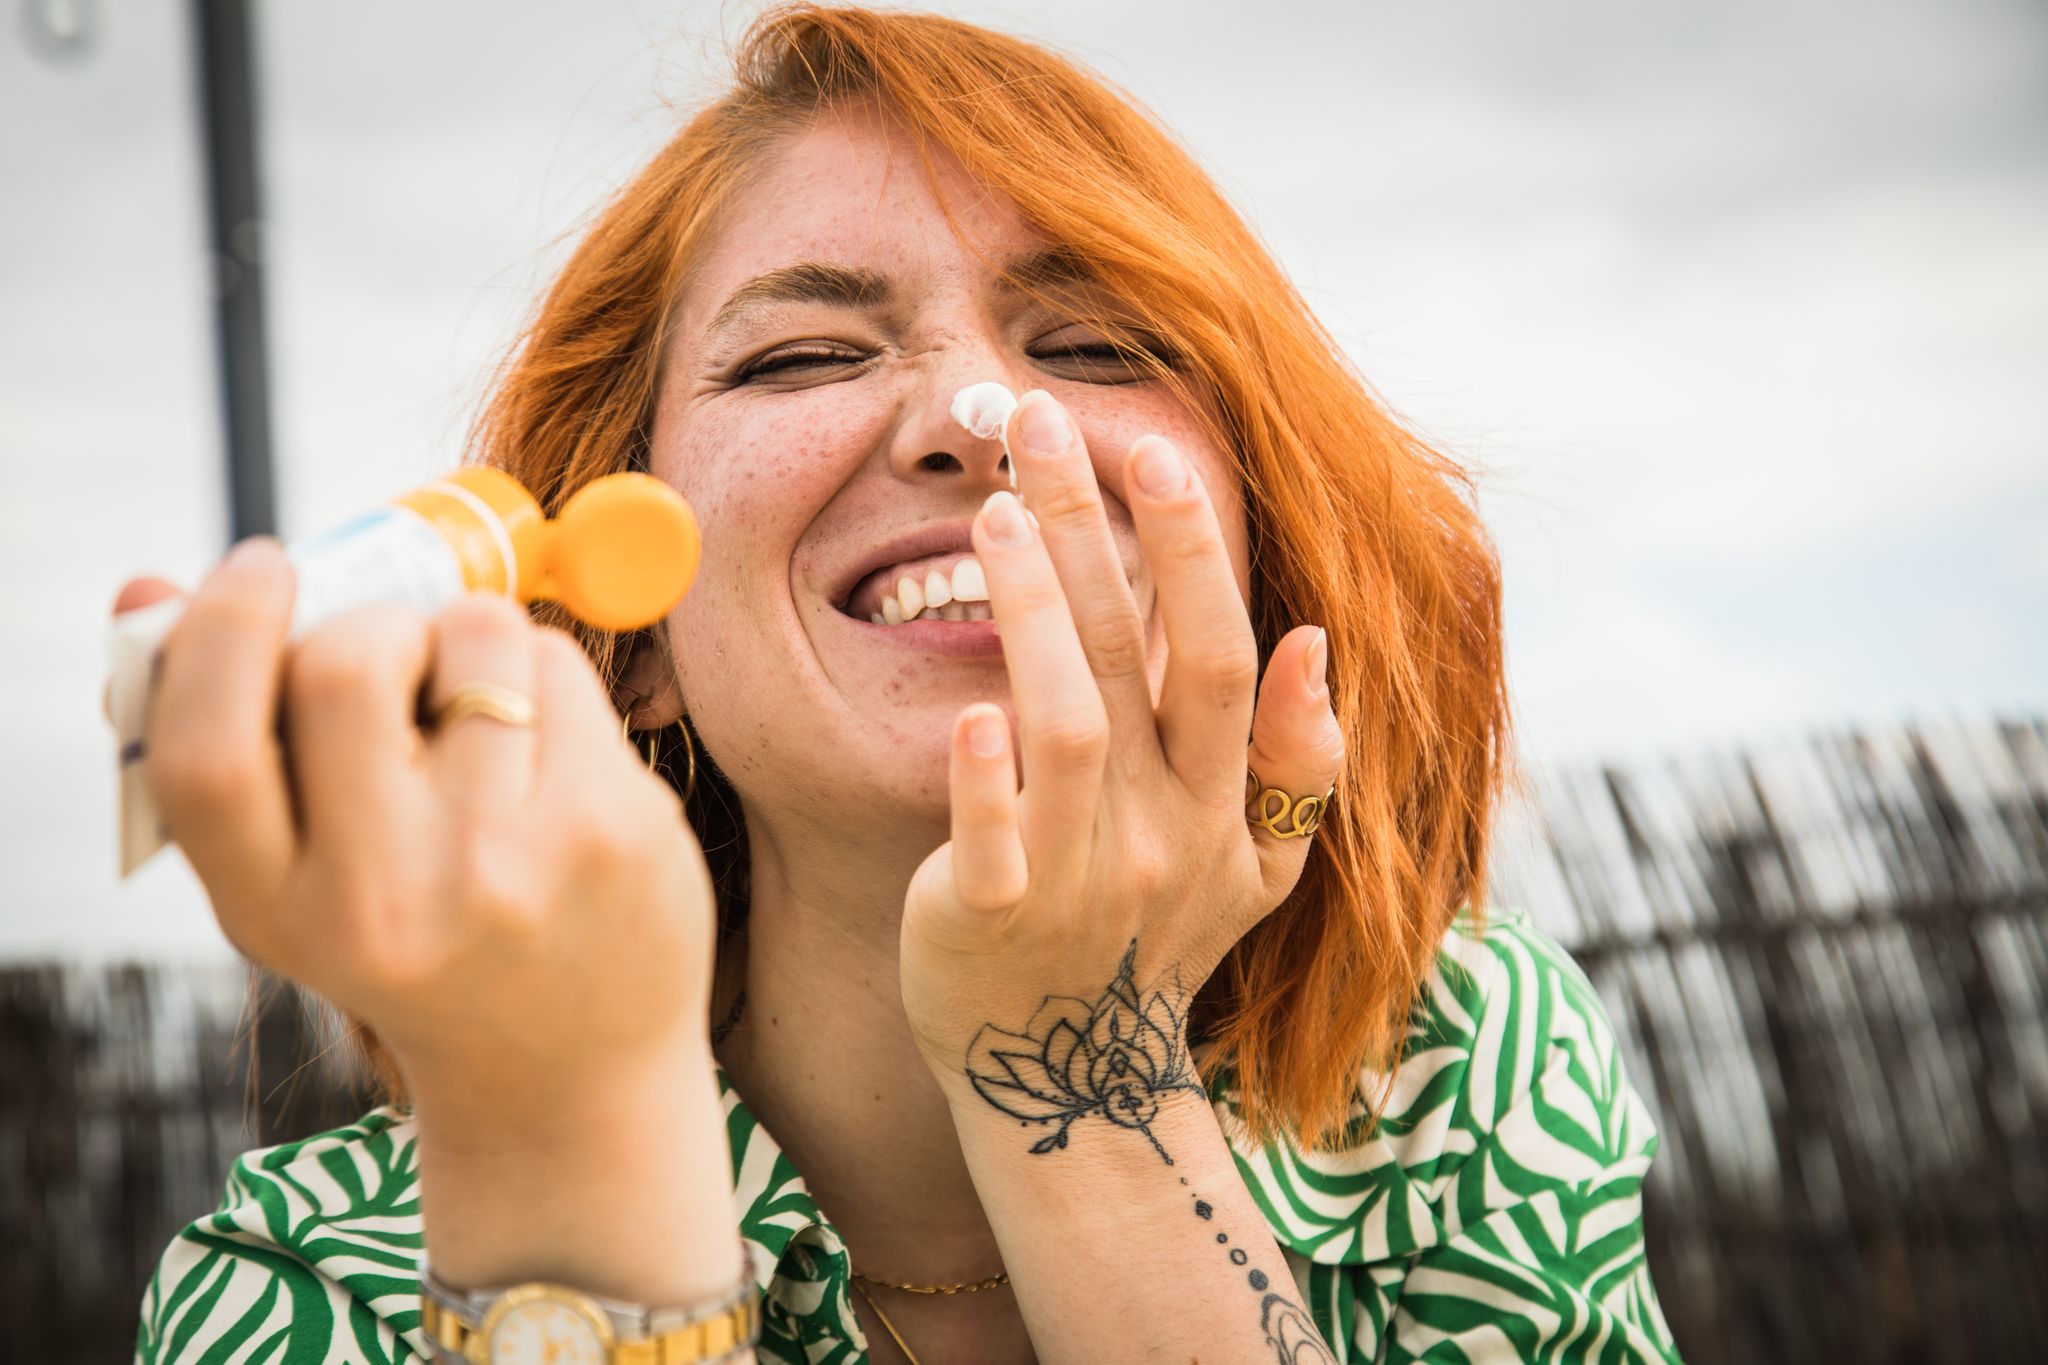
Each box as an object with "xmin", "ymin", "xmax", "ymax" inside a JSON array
[{"xmin": 419, "ymin": 1245, "xmax": 761, "ymax": 1364}]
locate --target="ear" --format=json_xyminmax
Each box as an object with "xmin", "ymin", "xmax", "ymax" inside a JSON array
[{"xmin": 612, "ymin": 625, "xmax": 688, "ymax": 730}]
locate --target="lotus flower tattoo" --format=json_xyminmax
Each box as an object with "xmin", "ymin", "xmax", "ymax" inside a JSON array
[{"xmin": 965, "ymin": 938, "xmax": 1204, "ymax": 1164}]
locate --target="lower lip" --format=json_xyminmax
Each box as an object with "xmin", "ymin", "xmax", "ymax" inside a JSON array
[{"xmin": 831, "ymin": 609, "xmax": 1005, "ymax": 656}]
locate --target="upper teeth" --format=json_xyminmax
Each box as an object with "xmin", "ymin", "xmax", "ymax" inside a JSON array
[{"xmin": 868, "ymin": 557, "xmax": 993, "ymax": 625}]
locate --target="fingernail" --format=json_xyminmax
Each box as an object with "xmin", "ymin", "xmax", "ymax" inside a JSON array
[
  {"xmin": 982, "ymin": 490, "xmax": 1032, "ymax": 546},
  {"xmin": 968, "ymin": 707, "xmax": 1008, "ymax": 758},
  {"xmin": 1303, "ymin": 628, "xmax": 1328, "ymax": 698},
  {"xmin": 1131, "ymin": 437, "xmax": 1188, "ymax": 497},
  {"xmin": 1014, "ymin": 392, "xmax": 1072, "ymax": 457}
]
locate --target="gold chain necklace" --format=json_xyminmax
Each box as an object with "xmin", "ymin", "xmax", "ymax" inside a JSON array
[{"xmin": 850, "ymin": 1268, "xmax": 1010, "ymax": 1294}]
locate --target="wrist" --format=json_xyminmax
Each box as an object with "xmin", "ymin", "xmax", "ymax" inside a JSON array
[
  {"xmin": 409, "ymin": 1028, "xmax": 717, "ymax": 1161},
  {"xmin": 419, "ymin": 1242, "xmax": 761, "ymax": 1365},
  {"xmin": 412, "ymin": 1034, "xmax": 739, "ymax": 1305},
  {"xmin": 933, "ymin": 1006, "xmax": 1206, "ymax": 1153}
]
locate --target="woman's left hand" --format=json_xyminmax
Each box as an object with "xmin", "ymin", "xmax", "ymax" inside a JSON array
[{"xmin": 900, "ymin": 388, "xmax": 1345, "ymax": 1138}]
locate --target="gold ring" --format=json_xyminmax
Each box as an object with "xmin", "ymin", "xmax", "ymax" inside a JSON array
[
  {"xmin": 430, "ymin": 681, "xmax": 536, "ymax": 731},
  {"xmin": 1246, "ymin": 766, "xmax": 1332, "ymax": 840}
]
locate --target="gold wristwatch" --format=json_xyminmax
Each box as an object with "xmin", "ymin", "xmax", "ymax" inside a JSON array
[{"xmin": 419, "ymin": 1247, "xmax": 760, "ymax": 1365}]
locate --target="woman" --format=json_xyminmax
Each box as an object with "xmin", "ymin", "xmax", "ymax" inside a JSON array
[{"xmin": 131, "ymin": 7, "xmax": 1683, "ymax": 1363}]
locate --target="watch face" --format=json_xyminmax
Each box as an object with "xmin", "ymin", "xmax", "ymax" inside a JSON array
[{"xmin": 486, "ymin": 1298, "xmax": 609, "ymax": 1365}]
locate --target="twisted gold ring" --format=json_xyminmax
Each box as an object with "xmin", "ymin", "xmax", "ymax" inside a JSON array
[
  {"xmin": 1246, "ymin": 767, "xmax": 1332, "ymax": 840},
  {"xmin": 429, "ymin": 681, "xmax": 536, "ymax": 732}
]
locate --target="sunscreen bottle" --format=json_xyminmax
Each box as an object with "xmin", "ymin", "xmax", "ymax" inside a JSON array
[{"xmin": 108, "ymin": 467, "xmax": 701, "ymax": 875}]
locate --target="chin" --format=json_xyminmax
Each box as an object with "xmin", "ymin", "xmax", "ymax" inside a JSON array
[{"xmin": 843, "ymin": 714, "xmax": 997, "ymax": 818}]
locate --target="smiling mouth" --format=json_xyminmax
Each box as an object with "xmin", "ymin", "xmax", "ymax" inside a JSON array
[
  {"xmin": 836, "ymin": 549, "xmax": 1147, "ymax": 624},
  {"xmin": 837, "ymin": 552, "xmax": 994, "ymax": 625}
]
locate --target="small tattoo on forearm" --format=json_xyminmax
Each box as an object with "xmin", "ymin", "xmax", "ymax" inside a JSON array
[
  {"xmin": 1189, "ymin": 1190, "xmax": 1338, "ymax": 1363},
  {"xmin": 964, "ymin": 937, "xmax": 1204, "ymax": 1164}
]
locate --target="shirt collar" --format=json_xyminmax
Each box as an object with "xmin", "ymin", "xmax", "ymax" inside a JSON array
[{"xmin": 714, "ymin": 1061, "xmax": 865, "ymax": 1357}]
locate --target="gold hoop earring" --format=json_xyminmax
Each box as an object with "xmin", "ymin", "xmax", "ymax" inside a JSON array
[{"xmin": 622, "ymin": 713, "xmax": 699, "ymax": 803}]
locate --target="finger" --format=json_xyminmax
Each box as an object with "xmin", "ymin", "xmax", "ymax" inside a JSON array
[
  {"xmin": 422, "ymin": 594, "xmax": 539, "ymax": 814},
  {"xmin": 1005, "ymin": 390, "xmax": 1154, "ymax": 770},
  {"xmin": 282, "ymin": 601, "xmax": 433, "ymax": 852},
  {"xmin": 532, "ymin": 624, "xmax": 645, "ymax": 794},
  {"xmin": 1128, "ymin": 435, "xmax": 1259, "ymax": 799},
  {"xmin": 113, "ymin": 576, "xmax": 183, "ymax": 616},
  {"xmin": 973, "ymin": 488, "xmax": 1107, "ymax": 853},
  {"xmin": 946, "ymin": 703, "xmax": 1028, "ymax": 913},
  {"xmin": 1245, "ymin": 625, "xmax": 1344, "ymax": 897},
  {"xmin": 144, "ymin": 539, "xmax": 298, "ymax": 910},
  {"xmin": 106, "ymin": 578, "xmax": 185, "ymax": 725}
]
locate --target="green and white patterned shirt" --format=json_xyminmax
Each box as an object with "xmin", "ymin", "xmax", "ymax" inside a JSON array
[{"xmin": 135, "ymin": 905, "xmax": 1685, "ymax": 1363}]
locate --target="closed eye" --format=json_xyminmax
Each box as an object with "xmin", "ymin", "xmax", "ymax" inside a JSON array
[
  {"xmin": 1030, "ymin": 338, "xmax": 1182, "ymax": 384},
  {"xmin": 732, "ymin": 345, "xmax": 872, "ymax": 383}
]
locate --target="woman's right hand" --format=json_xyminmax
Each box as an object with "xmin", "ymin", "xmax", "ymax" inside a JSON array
[
  {"xmin": 122, "ymin": 536, "xmax": 720, "ymax": 1106},
  {"xmin": 120, "ymin": 540, "xmax": 746, "ymax": 1306}
]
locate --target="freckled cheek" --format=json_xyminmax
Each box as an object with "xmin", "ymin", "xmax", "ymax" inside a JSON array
[
  {"xmin": 666, "ymin": 405, "xmax": 874, "ymax": 510},
  {"xmin": 659, "ymin": 409, "xmax": 872, "ymax": 623},
  {"xmin": 1076, "ymin": 408, "xmax": 1214, "ymax": 498}
]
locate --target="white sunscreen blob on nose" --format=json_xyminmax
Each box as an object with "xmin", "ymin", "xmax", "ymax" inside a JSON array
[
  {"xmin": 950, "ymin": 381, "xmax": 1021, "ymax": 489},
  {"xmin": 950, "ymin": 381, "xmax": 1017, "ymax": 440}
]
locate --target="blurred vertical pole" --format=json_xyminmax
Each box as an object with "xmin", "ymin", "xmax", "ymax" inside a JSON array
[
  {"xmin": 190, "ymin": 0, "xmax": 276, "ymax": 540},
  {"xmin": 191, "ymin": 0, "xmax": 314, "ymax": 1152}
]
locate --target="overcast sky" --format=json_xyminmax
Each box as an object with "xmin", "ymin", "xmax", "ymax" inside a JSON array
[{"xmin": 4, "ymin": 0, "xmax": 2043, "ymax": 957}]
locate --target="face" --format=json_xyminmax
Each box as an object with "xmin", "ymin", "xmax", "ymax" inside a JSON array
[{"xmin": 633, "ymin": 108, "xmax": 1250, "ymax": 843}]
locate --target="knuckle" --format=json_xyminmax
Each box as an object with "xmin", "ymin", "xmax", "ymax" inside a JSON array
[
  {"xmin": 446, "ymin": 834, "xmax": 533, "ymax": 923},
  {"xmin": 1026, "ymin": 480, "xmax": 1101, "ymax": 526},
  {"xmin": 291, "ymin": 606, "xmax": 422, "ymax": 697},
  {"xmin": 1192, "ymin": 628, "xmax": 1259, "ymax": 706},
  {"xmin": 167, "ymin": 580, "xmax": 280, "ymax": 651},
  {"xmin": 344, "ymin": 601, "xmax": 432, "ymax": 647},
  {"xmin": 327, "ymin": 874, "xmax": 454, "ymax": 989},
  {"xmin": 1122, "ymin": 847, "xmax": 1170, "ymax": 899},
  {"xmin": 148, "ymin": 738, "xmax": 264, "ymax": 814},
  {"xmin": 1079, "ymin": 616, "xmax": 1148, "ymax": 682},
  {"xmin": 290, "ymin": 605, "xmax": 420, "ymax": 699},
  {"xmin": 1036, "ymin": 709, "xmax": 1109, "ymax": 765},
  {"xmin": 1158, "ymin": 522, "xmax": 1219, "ymax": 570},
  {"xmin": 562, "ymin": 803, "xmax": 645, "ymax": 870},
  {"xmin": 1207, "ymin": 637, "xmax": 1261, "ymax": 696},
  {"xmin": 287, "ymin": 632, "xmax": 374, "ymax": 708},
  {"xmin": 437, "ymin": 591, "xmax": 530, "ymax": 640}
]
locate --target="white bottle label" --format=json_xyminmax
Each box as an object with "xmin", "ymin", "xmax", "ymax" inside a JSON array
[{"xmin": 285, "ymin": 505, "xmax": 468, "ymax": 636}]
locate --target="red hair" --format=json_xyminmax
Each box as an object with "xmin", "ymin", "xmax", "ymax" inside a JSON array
[{"xmin": 358, "ymin": 4, "xmax": 1516, "ymax": 1153}]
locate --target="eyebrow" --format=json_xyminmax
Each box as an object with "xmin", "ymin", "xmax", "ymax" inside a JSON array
[
  {"xmin": 705, "ymin": 262, "xmax": 892, "ymax": 337},
  {"xmin": 998, "ymin": 246, "xmax": 1100, "ymax": 296}
]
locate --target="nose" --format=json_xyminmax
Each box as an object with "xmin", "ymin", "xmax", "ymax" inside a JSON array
[{"xmin": 886, "ymin": 356, "xmax": 1020, "ymax": 490}]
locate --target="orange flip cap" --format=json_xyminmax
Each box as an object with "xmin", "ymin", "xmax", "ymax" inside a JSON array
[{"xmin": 396, "ymin": 467, "xmax": 701, "ymax": 631}]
